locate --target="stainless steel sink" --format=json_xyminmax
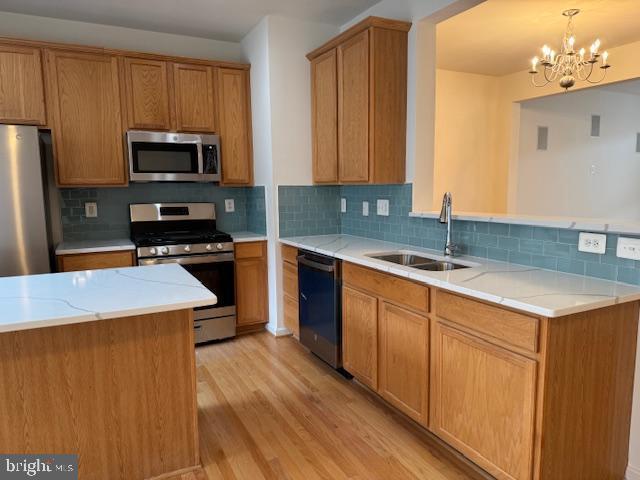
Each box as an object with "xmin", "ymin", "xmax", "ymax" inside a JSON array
[
  {"xmin": 367, "ymin": 251, "xmax": 470, "ymax": 271},
  {"xmin": 413, "ymin": 261, "xmax": 468, "ymax": 271},
  {"xmin": 368, "ymin": 253, "xmax": 436, "ymax": 266}
]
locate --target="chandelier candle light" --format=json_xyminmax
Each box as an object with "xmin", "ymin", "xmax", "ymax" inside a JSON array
[{"xmin": 529, "ymin": 9, "xmax": 610, "ymax": 90}]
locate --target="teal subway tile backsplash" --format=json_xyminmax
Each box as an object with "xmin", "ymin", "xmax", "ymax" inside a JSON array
[
  {"xmin": 60, "ymin": 183, "xmax": 266, "ymax": 241},
  {"xmin": 278, "ymin": 183, "xmax": 640, "ymax": 285}
]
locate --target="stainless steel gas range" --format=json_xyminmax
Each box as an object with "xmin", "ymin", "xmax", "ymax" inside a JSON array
[{"xmin": 130, "ymin": 202, "xmax": 236, "ymax": 343}]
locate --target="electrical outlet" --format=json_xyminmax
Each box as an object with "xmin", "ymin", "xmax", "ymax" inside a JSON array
[
  {"xmin": 340, "ymin": 198, "xmax": 347, "ymax": 213},
  {"xmin": 617, "ymin": 237, "xmax": 640, "ymax": 260},
  {"xmin": 578, "ymin": 232, "xmax": 606, "ymax": 254},
  {"xmin": 376, "ymin": 199, "xmax": 389, "ymax": 216},
  {"xmin": 362, "ymin": 201, "xmax": 369, "ymax": 217},
  {"xmin": 84, "ymin": 202, "xmax": 97, "ymax": 218},
  {"xmin": 224, "ymin": 199, "xmax": 235, "ymax": 213}
]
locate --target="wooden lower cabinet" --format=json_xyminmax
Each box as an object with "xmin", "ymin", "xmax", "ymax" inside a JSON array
[
  {"xmin": 378, "ymin": 301, "xmax": 429, "ymax": 426},
  {"xmin": 342, "ymin": 286, "xmax": 378, "ymax": 390},
  {"xmin": 281, "ymin": 244, "xmax": 299, "ymax": 337},
  {"xmin": 57, "ymin": 250, "xmax": 135, "ymax": 272},
  {"xmin": 431, "ymin": 322, "xmax": 536, "ymax": 480},
  {"xmin": 235, "ymin": 241, "xmax": 268, "ymax": 328},
  {"xmin": 339, "ymin": 261, "xmax": 639, "ymax": 480}
]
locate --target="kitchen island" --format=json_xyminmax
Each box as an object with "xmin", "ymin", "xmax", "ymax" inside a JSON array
[{"xmin": 0, "ymin": 264, "xmax": 216, "ymax": 480}]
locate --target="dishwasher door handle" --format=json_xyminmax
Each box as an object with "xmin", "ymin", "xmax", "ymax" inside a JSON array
[{"xmin": 297, "ymin": 255, "xmax": 335, "ymax": 273}]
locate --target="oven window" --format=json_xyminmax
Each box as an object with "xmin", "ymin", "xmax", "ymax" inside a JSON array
[
  {"xmin": 181, "ymin": 260, "xmax": 235, "ymax": 309},
  {"xmin": 132, "ymin": 142, "xmax": 198, "ymax": 173}
]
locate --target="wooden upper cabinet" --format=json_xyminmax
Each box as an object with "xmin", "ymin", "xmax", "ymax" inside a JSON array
[
  {"xmin": 122, "ymin": 57, "xmax": 171, "ymax": 130},
  {"xmin": 172, "ymin": 62, "xmax": 216, "ymax": 133},
  {"xmin": 337, "ymin": 30, "xmax": 370, "ymax": 183},
  {"xmin": 378, "ymin": 301, "xmax": 429, "ymax": 426},
  {"xmin": 46, "ymin": 49, "xmax": 126, "ymax": 186},
  {"xmin": 217, "ymin": 67, "xmax": 253, "ymax": 185},
  {"xmin": 342, "ymin": 286, "xmax": 378, "ymax": 390},
  {"xmin": 431, "ymin": 322, "xmax": 537, "ymax": 480},
  {"xmin": 307, "ymin": 17, "xmax": 410, "ymax": 185},
  {"xmin": 0, "ymin": 44, "xmax": 46, "ymax": 125},
  {"xmin": 311, "ymin": 49, "xmax": 338, "ymax": 183}
]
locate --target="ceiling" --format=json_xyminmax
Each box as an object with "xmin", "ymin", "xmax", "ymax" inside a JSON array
[
  {"xmin": 437, "ymin": 0, "xmax": 640, "ymax": 76},
  {"xmin": 0, "ymin": 0, "xmax": 380, "ymax": 42}
]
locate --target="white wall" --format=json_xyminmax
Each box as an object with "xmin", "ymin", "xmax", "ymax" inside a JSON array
[
  {"xmin": 0, "ymin": 11, "xmax": 244, "ymax": 61},
  {"xmin": 241, "ymin": 15, "xmax": 337, "ymax": 335},
  {"xmin": 515, "ymin": 89, "xmax": 640, "ymax": 220}
]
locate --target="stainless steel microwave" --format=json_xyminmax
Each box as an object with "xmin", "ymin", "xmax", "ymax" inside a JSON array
[{"xmin": 127, "ymin": 130, "xmax": 221, "ymax": 182}]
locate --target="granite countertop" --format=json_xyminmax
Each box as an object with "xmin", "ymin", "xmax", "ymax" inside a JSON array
[
  {"xmin": 0, "ymin": 264, "xmax": 217, "ymax": 333},
  {"xmin": 280, "ymin": 234, "xmax": 640, "ymax": 318},
  {"xmin": 231, "ymin": 231, "xmax": 268, "ymax": 243},
  {"xmin": 56, "ymin": 238, "xmax": 135, "ymax": 255}
]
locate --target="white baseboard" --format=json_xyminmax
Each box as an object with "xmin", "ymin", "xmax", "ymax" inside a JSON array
[
  {"xmin": 627, "ymin": 463, "xmax": 640, "ymax": 480},
  {"xmin": 265, "ymin": 323, "xmax": 292, "ymax": 337}
]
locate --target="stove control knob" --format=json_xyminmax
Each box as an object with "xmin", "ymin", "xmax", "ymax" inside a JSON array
[
  {"xmin": 206, "ymin": 244, "xmax": 213, "ymax": 251},
  {"xmin": 160, "ymin": 247, "xmax": 169, "ymax": 255},
  {"xmin": 184, "ymin": 245, "xmax": 191, "ymax": 252},
  {"xmin": 216, "ymin": 243, "xmax": 224, "ymax": 251},
  {"xmin": 149, "ymin": 247, "xmax": 157, "ymax": 255}
]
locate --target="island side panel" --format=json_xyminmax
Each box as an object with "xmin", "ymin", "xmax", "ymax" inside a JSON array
[
  {"xmin": 0, "ymin": 309, "xmax": 199, "ymax": 480},
  {"xmin": 537, "ymin": 301, "xmax": 640, "ymax": 480}
]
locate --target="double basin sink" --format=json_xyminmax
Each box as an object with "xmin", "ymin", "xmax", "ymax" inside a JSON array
[{"xmin": 366, "ymin": 252, "xmax": 471, "ymax": 271}]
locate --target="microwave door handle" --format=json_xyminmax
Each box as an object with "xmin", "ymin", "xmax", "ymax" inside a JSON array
[{"xmin": 196, "ymin": 142, "xmax": 204, "ymax": 175}]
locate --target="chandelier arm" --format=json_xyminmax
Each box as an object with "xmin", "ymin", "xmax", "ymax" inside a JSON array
[
  {"xmin": 585, "ymin": 67, "xmax": 608, "ymax": 85},
  {"xmin": 530, "ymin": 73, "xmax": 551, "ymax": 88},
  {"xmin": 575, "ymin": 62, "xmax": 594, "ymax": 82}
]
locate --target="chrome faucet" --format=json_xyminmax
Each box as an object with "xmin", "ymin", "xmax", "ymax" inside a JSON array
[{"xmin": 439, "ymin": 192, "xmax": 457, "ymax": 256}]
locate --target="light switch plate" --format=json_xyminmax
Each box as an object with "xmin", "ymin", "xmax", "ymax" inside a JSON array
[
  {"xmin": 578, "ymin": 232, "xmax": 606, "ymax": 254},
  {"xmin": 340, "ymin": 198, "xmax": 347, "ymax": 213},
  {"xmin": 85, "ymin": 202, "xmax": 98, "ymax": 218},
  {"xmin": 377, "ymin": 199, "xmax": 389, "ymax": 216},
  {"xmin": 362, "ymin": 201, "xmax": 369, "ymax": 217},
  {"xmin": 617, "ymin": 237, "xmax": 640, "ymax": 260},
  {"xmin": 224, "ymin": 199, "xmax": 235, "ymax": 213}
]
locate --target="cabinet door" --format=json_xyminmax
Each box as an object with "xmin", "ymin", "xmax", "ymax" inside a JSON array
[
  {"xmin": 0, "ymin": 44, "xmax": 46, "ymax": 125},
  {"xmin": 311, "ymin": 49, "xmax": 338, "ymax": 183},
  {"xmin": 122, "ymin": 57, "xmax": 171, "ymax": 130},
  {"xmin": 217, "ymin": 68, "xmax": 253, "ymax": 185},
  {"xmin": 235, "ymin": 244, "xmax": 268, "ymax": 326},
  {"xmin": 46, "ymin": 50, "xmax": 126, "ymax": 186},
  {"xmin": 337, "ymin": 30, "xmax": 369, "ymax": 183},
  {"xmin": 172, "ymin": 63, "xmax": 216, "ymax": 133},
  {"xmin": 342, "ymin": 286, "xmax": 378, "ymax": 389},
  {"xmin": 431, "ymin": 322, "xmax": 537, "ymax": 480},
  {"xmin": 379, "ymin": 302, "xmax": 429, "ymax": 425},
  {"xmin": 57, "ymin": 251, "xmax": 135, "ymax": 272}
]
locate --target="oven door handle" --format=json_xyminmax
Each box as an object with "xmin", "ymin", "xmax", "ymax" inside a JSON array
[{"xmin": 139, "ymin": 253, "xmax": 234, "ymax": 266}]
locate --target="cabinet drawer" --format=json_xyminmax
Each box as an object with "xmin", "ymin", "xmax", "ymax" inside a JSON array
[
  {"xmin": 57, "ymin": 251, "xmax": 135, "ymax": 272},
  {"xmin": 436, "ymin": 291, "xmax": 538, "ymax": 353},
  {"xmin": 283, "ymin": 262, "xmax": 298, "ymax": 299},
  {"xmin": 283, "ymin": 295, "xmax": 299, "ymax": 338},
  {"xmin": 281, "ymin": 244, "xmax": 298, "ymax": 264},
  {"xmin": 235, "ymin": 241, "xmax": 265, "ymax": 260},
  {"xmin": 343, "ymin": 262, "xmax": 429, "ymax": 313}
]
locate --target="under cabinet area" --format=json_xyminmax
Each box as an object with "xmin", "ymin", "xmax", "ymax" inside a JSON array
[
  {"xmin": 235, "ymin": 241, "xmax": 268, "ymax": 330},
  {"xmin": 307, "ymin": 17, "xmax": 411, "ymax": 185},
  {"xmin": 338, "ymin": 260, "xmax": 639, "ymax": 480}
]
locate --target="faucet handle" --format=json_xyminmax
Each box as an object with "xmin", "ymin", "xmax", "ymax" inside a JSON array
[{"xmin": 445, "ymin": 243, "xmax": 459, "ymax": 256}]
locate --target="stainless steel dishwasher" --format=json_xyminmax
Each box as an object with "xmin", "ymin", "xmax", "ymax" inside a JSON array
[{"xmin": 297, "ymin": 250, "xmax": 343, "ymax": 369}]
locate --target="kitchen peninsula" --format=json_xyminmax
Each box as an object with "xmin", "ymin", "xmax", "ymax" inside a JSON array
[{"xmin": 0, "ymin": 264, "xmax": 216, "ymax": 479}]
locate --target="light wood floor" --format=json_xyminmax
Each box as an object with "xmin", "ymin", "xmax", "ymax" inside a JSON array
[{"xmin": 173, "ymin": 332, "xmax": 482, "ymax": 480}]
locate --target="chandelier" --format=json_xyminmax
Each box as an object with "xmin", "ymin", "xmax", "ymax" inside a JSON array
[{"xmin": 529, "ymin": 9, "xmax": 610, "ymax": 90}]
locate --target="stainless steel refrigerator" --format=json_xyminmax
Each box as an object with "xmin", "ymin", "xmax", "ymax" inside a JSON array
[{"xmin": 0, "ymin": 124, "xmax": 52, "ymax": 277}]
